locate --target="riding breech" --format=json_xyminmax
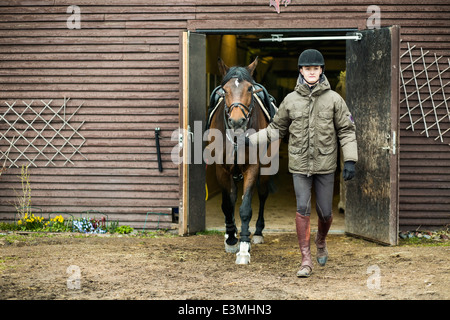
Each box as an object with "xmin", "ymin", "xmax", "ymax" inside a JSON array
[{"xmin": 292, "ymin": 173, "xmax": 334, "ymax": 221}]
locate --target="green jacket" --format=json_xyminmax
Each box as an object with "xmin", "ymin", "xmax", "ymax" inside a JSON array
[{"xmin": 249, "ymin": 75, "xmax": 358, "ymax": 175}]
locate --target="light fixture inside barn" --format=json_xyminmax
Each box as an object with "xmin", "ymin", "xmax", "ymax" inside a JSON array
[{"xmin": 259, "ymin": 33, "xmax": 363, "ymax": 42}]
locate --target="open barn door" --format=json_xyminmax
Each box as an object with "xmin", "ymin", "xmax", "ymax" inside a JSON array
[
  {"xmin": 179, "ymin": 31, "xmax": 206, "ymax": 235},
  {"xmin": 345, "ymin": 26, "xmax": 400, "ymax": 245}
]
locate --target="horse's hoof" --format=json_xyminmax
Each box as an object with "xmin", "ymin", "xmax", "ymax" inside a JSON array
[
  {"xmin": 252, "ymin": 235, "xmax": 264, "ymax": 244},
  {"xmin": 224, "ymin": 234, "xmax": 240, "ymax": 253},
  {"xmin": 235, "ymin": 242, "xmax": 251, "ymax": 264},
  {"xmin": 225, "ymin": 241, "xmax": 240, "ymax": 253}
]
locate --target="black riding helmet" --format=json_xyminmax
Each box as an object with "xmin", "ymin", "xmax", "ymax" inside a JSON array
[{"xmin": 298, "ymin": 49, "xmax": 325, "ymax": 72}]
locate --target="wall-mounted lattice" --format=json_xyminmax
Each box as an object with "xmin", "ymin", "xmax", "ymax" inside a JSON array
[
  {"xmin": 400, "ymin": 42, "xmax": 450, "ymax": 145},
  {"xmin": 0, "ymin": 98, "xmax": 87, "ymax": 168}
]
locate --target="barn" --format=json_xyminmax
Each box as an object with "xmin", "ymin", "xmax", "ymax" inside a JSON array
[{"xmin": 0, "ymin": 0, "xmax": 449, "ymax": 244}]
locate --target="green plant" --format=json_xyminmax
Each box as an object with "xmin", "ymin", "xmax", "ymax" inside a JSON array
[
  {"xmin": 0, "ymin": 222, "xmax": 19, "ymax": 231},
  {"xmin": 45, "ymin": 215, "xmax": 70, "ymax": 232},
  {"xmin": 13, "ymin": 165, "xmax": 32, "ymax": 220},
  {"xmin": 107, "ymin": 220, "xmax": 119, "ymax": 233},
  {"xmin": 17, "ymin": 213, "xmax": 45, "ymax": 231},
  {"xmin": 116, "ymin": 225, "xmax": 134, "ymax": 234}
]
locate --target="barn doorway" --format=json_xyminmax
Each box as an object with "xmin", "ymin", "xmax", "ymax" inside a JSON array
[{"xmin": 203, "ymin": 30, "xmax": 350, "ymax": 234}]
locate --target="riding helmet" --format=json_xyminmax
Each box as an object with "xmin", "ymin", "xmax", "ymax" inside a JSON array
[{"xmin": 298, "ymin": 49, "xmax": 325, "ymax": 69}]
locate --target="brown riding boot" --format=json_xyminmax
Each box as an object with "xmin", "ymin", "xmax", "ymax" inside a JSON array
[
  {"xmin": 315, "ymin": 215, "xmax": 333, "ymax": 266},
  {"xmin": 295, "ymin": 212, "xmax": 313, "ymax": 277}
]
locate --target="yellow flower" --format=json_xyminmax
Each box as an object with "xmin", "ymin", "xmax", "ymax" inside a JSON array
[{"xmin": 18, "ymin": 220, "xmax": 22, "ymax": 225}]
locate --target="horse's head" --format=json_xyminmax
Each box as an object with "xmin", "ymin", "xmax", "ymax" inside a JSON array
[{"xmin": 218, "ymin": 57, "xmax": 258, "ymax": 131}]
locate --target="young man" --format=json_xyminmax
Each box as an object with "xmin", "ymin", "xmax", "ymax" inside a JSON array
[{"xmin": 247, "ymin": 49, "xmax": 358, "ymax": 277}]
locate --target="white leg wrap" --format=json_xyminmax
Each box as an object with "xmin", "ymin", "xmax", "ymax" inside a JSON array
[{"xmin": 235, "ymin": 241, "xmax": 251, "ymax": 265}]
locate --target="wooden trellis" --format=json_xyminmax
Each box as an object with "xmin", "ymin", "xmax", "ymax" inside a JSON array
[
  {"xmin": 0, "ymin": 98, "xmax": 87, "ymax": 168},
  {"xmin": 400, "ymin": 42, "xmax": 450, "ymax": 145}
]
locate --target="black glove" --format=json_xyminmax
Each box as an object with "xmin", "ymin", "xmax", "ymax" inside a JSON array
[{"xmin": 343, "ymin": 161, "xmax": 356, "ymax": 181}]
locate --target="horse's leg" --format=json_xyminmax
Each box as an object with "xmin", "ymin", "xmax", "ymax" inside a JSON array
[
  {"xmin": 253, "ymin": 175, "xmax": 270, "ymax": 244},
  {"xmin": 216, "ymin": 165, "xmax": 239, "ymax": 253},
  {"xmin": 235, "ymin": 165, "xmax": 258, "ymax": 264},
  {"xmin": 222, "ymin": 187, "xmax": 239, "ymax": 252}
]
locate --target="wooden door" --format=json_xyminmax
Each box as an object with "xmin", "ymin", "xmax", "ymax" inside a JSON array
[{"xmin": 345, "ymin": 26, "xmax": 400, "ymax": 245}]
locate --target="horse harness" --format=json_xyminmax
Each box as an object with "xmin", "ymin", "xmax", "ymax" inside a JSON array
[{"xmin": 219, "ymin": 81, "xmax": 263, "ymax": 182}]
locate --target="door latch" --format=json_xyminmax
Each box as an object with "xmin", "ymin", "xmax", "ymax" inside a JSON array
[
  {"xmin": 381, "ymin": 131, "xmax": 396, "ymax": 155},
  {"xmin": 179, "ymin": 125, "xmax": 194, "ymax": 148}
]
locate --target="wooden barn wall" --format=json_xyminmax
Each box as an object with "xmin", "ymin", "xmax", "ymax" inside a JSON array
[
  {"xmin": 0, "ymin": 0, "xmax": 196, "ymax": 229},
  {"xmin": 0, "ymin": 0, "xmax": 448, "ymax": 231}
]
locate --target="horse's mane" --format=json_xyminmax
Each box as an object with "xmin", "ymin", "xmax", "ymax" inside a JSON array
[{"xmin": 221, "ymin": 66, "xmax": 255, "ymax": 87}]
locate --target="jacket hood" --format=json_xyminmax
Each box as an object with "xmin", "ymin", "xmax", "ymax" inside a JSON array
[{"xmin": 295, "ymin": 74, "xmax": 331, "ymax": 97}]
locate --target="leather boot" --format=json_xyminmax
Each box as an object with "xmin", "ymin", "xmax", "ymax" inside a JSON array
[
  {"xmin": 295, "ymin": 212, "xmax": 313, "ymax": 277},
  {"xmin": 315, "ymin": 215, "xmax": 333, "ymax": 266}
]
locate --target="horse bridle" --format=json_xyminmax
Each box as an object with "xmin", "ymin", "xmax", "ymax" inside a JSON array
[
  {"xmin": 219, "ymin": 82, "xmax": 262, "ymax": 182},
  {"xmin": 220, "ymin": 84, "xmax": 262, "ymax": 131}
]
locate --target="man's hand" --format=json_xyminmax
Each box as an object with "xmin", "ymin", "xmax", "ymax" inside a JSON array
[{"xmin": 343, "ymin": 161, "xmax": 355, "ymax": 181}]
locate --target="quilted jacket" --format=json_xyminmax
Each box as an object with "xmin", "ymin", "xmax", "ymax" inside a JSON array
[{"xmin": 249, "ymin": 75, "xmax": 358, "ymax": 175}]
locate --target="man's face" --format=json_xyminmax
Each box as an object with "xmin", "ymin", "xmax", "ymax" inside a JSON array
[{"xmin": 300, "ymin": 66, "xmax": 322, "ymax": 84}]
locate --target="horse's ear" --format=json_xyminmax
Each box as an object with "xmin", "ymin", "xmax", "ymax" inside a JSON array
[
  {"xmin": 246, "ymin": 56, "xmax": 258, "ymax": 76},
  {"xmin": 217, "ymin": 57, "xmax": 229, "ymax": 77}
]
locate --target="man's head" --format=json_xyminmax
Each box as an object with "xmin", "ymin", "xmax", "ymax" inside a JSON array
[{"xmin": 298, "ymin": 49, "xmax": 325, "ymax": 86}]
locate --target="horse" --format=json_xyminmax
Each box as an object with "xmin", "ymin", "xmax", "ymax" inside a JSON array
[{"xmin": 206, "ymin": 57, "xmax": 277, "ymax": 264}]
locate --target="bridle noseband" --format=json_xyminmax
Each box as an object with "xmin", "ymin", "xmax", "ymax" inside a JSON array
[
  {"xmin": 224, "ymin": 101, "xmax": 253, "ymax": 124},
  {"xmin": 220, "ymin": 83, "xmax": 262, "ymax": 131}
]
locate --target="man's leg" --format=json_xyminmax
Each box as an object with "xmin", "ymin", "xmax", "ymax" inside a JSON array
[
  {"xmin": 314, "ymin": 173, "xmax": 335, "ymax": 266},
  {"xmin": 293, "ymin": 174, "xmax": 313, "ymax": 277}
]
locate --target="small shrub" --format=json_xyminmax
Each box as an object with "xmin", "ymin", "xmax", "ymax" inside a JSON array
[{"xmin": 116, "ymin": 225, "xmax": 134, "ymax": 234}]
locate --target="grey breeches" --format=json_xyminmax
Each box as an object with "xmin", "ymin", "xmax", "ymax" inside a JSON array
[{"xmin": 292, "ymin": 173, "xmax": 334, "ymax": 221}]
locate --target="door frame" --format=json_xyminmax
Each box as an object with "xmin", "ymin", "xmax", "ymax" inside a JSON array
[
  {"xmin": 179, "ymin": 31, "xmax": 206, "ymax": 235},
  {"xmin": 178, "ymin": 27, "xmax": 401, "ymax": 241}
]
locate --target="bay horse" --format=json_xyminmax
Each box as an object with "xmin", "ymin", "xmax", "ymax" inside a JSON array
[{"xmin": 206, "ymin": 57, "xmax": 277, "ymax": 264}]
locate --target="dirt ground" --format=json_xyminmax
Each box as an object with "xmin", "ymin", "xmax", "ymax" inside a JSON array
[
  {"xmin": 0, "ymin": 230, "xmax": 449, "ymax": 301},
  {"xmin": 1, "ymin": 154, "xmax": 448, "ymax": 302}
]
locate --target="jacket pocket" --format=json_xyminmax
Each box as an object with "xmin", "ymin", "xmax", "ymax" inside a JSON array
[
  {"xmin": 318, "ymin": 146, "xmax": 335, "ymax": 155},
  {"xmin": 317, "ymin": 111, "xmax": 335, "ymax": 148},
  {"xmin": 289, "ymin": 110, "xmax": 303, "ymax": 120},
  {"xmin": 288, "ymin": 144, "xmax": 303, "ymax": 154},
  {"xmin": 289, "ymin": 111, "xmax": 305, "ymax": 138},
  {"xmin": 317, "ymin": 144, "xmax": 338, "ymax": 171},
  {"xmin": 288, "ymin": 144, "xmax": 307, "ymax": 172},
  {"xmin": 318, "ymin": 111, "xmax": 333, "ymax": 129}
]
